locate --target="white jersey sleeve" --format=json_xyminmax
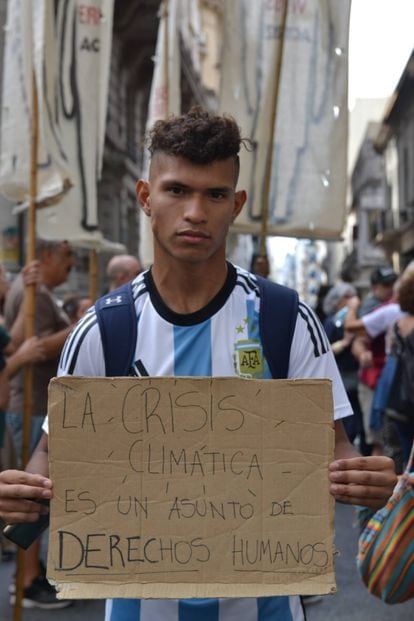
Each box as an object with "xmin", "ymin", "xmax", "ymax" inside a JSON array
[
  {"xmin": 288, "ymin": 302, "xmax": 352, "ymax": 421},
  {"xmin": 42, "ymin": 307, "xmax": 105, "ymax": 435},
  {"xmin": 58, "ymin": 309, "xmax": 105, "ymax": 377}
]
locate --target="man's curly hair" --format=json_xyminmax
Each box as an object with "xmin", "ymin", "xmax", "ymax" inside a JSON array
[{"xmin": 148, "ymin": 106, "xmax": 244, "ymax": 167}]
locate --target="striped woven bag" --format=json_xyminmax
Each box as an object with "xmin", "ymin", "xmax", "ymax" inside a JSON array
[{"xmin": 357, "ymin": 441, "xmax": 414, "ymax": 604}]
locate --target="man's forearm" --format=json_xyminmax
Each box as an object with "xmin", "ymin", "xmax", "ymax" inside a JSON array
[
  {"xmin": 39, "ymin": 326, "xmax": 73, "ymax": 359},
  {"xmin": 26, "ymin": 433, "xmax": 49, "ymax": 478},
  {"xmin": 334, "ymin": 420, "xmax": 360, "ymax": 460}
]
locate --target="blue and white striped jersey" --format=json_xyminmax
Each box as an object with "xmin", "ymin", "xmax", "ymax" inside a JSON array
[{"xmin": 53, "ymin": 263, "xmax": 351, "ymax": 621}]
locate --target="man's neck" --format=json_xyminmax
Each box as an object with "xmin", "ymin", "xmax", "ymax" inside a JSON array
[{"xmin": 151, "ymin": 260, "xmax": 228, "ymax": 315}]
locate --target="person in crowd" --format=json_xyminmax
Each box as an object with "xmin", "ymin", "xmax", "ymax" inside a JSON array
[
  {"xmin": 358, "ymin": 266, "xmax": 398, "ymax": 316},
  {"xmin": 0, "ymin": 261, "xmax": 46, "ymax": 474},
  {"xmin": 343, "ymin": 267, "xmax": 399, "ymax": 457},
  {"xmin": 62, "ymin": 294, "xmax": 92, "ymax": 323},
  {"xmin": 106, "ymin": 254, "xmax": 142, "ymax": 292},
  {"xmin": 3, "ymin": 240, "xmax": 76, "ymax": 609},
  {"xmin": 0, "ymin": 108, "xmax": 396, "ymax": 621},
  {"xmin": 250, "ymin": 253, "xmax": 270, "ymax": 279},
  {"xmin": 322, "ymin": 283, "xmax": 367, "ymax": 454},
  {"xmin": 0, "ymin": 304, "xmax": 46, "ymax": 561},
  {"xmin": 382, "ymin": 272, "xmax": 414, "ymax": 466},
  {"xmin": 344, "ymin": 270, "xmax": 411, "ymax": 467}
]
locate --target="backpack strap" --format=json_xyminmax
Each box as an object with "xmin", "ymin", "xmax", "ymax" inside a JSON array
[
  {"xmin": 256, "ymin": 275, "xmax": 299, "ymax": 379},
  {"xmin": 95, "ymin": 281, "xmax": 137, "ymax": 376}
]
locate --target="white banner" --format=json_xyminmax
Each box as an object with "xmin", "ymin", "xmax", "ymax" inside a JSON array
[
  {"xmin": 140, "ymin": 0, "xmax": 181, "ymax": 267},
  {"xmin": 0, "ymin": 1, "xmax": 72, "ymax": 207},
  {"xmin": 219, "ymin": 0, "xmax": 351, "ymax": 240},
  {"xmin": 0, "ymin": 0, "xmax": 120, "ymax": 250}
]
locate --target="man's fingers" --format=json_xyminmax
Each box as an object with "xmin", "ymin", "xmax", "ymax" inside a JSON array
[
  {"xmin": 329, "ymin": 468, "xmax": 394, "ymax": 488},
  {"xmin": 329, "ymin": 482, "xmax": 390, "ymax": 500},
  {"xmin": 329, "ymin": 456, "xmax": 395, "ymax": 472},
  {"xmin": 3, "ymin": 512, "xmax": 42, "ymax": 524},
  {"xmin": 0, "ymin": 498, "xmax": 49, "ymax": 523},
  {"xmin": 330, "ymin": 485, "xmax": 391, "ymax": 511},
  {"xmin": 0, "ymin": 470, "xmax": 52, "ymax": 519},
  {"xmin": 328, "ymin": 455, "xmax": 397, "ymax": 511},
  {"xmin": 0, "ymin": 470, "xmax": 52, "ymax": 498},
  {"xmin": 0, "ymin": 484, "xmax": 51, "ymax": 501},
  {"xmin": 330, "ymin": 492, "xmax": 387, "ymax": 510},
  {"xmin": 329, "ymin": 456, "xmax": 397, "ymax": 502}
]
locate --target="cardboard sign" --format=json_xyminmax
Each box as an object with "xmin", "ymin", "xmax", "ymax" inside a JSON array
[{"xmin": 47, "ymin": 376, "xmax": 336, "ymax": 600}]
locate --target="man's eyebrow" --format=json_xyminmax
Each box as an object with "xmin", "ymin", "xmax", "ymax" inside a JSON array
[
  {"xmin": 160, "ymin": 179, "xmax": 189, "ymax": 188},
  {"xmin": 207, "ymin": 186, "xmax": 231, "ymax": 193},
  {"xmin": 159, "ymin": 180, "xmax": 232, "ymax": 193}
]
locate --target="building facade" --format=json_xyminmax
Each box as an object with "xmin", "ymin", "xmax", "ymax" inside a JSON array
[{"xmin": 344, "ymin": 49, "xmax": 414, "ymax": 289}]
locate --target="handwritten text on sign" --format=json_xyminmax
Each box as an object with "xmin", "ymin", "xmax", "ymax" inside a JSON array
[{"xmin": 47, "ymin": 377, "xmax": 335, "ymax": 599}]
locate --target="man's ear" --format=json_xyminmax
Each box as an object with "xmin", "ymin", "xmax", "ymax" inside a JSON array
[
  {"xmin": 136, "ymin": 180, "xmax": 151, "ymax": 216},
  {"xmin": 232, "ymin": 190, "xmax": 247, "ymax": 221},
  {"xmin": 40, "ymin": 248, "xmax": 53, "ymax": 265}
]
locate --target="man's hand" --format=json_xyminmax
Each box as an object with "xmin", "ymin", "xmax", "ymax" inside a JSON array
[
  {"xmin": 22, "ymin": 260, "xmax": 41, "ymax": 287},
  {"xmin": 329, "ymin": 456, "xmax": 397, "ymax": 510},
  {"xmin": 346, "ymin": 295, "xmax": 360, "ymax": 312},
  {"xmin": 15, "ymin": 336, "xmax": 46, "ymax": 364},
  {"xmin": 0, "ymin": 470, "xmax": 52, "ymax": 524}
]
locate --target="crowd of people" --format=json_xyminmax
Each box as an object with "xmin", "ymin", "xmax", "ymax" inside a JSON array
[
  {"xmin": 319, "ymin": 263, "xmax": 414, "ymax": 473},
  {"xmin": 0, "ymin": 108, "xmax": 408, "ymax": 619}
]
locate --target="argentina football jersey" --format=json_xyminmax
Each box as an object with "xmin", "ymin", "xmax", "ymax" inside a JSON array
[{"xmin": 56, "ymin": 263, "xmax": 352, "ymax": 621}]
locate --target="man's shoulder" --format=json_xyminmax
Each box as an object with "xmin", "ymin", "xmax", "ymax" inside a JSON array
[
  {"xmin": 5, "ymin": 273, "xmax": 24, "ymax": 298},
  {"xmin": 364, "ymin": 302, "xmax": 400, "ymax": 322},
  {"xmin": 4, "ymin": 274, "xmax": 24, "ymax": 323}
]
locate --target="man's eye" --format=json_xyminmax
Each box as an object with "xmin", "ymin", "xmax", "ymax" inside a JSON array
[
  {"xmin": 168, "ymin": 186, "xmax": 185, "ymax": 195},
  {"xmin": 209, "ymin": 191, "xmax": 226, "ymax": 200}
]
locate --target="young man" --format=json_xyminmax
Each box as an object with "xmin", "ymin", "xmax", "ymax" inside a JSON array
[{"xmin": 0, "ymin": 109, "xmax": 396, "ymax": 621}]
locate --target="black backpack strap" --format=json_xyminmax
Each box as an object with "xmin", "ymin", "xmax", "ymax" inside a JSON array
[
  {"xmin": 256, "ymin": 275, "xmax": 299, "ymax": 379},
  {"xmin": 95, "ymin": 281, "xmax": 137, "ymax": 376}
]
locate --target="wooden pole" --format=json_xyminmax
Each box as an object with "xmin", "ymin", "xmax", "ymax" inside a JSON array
[
  {"xmin": 259, "ymin": 0, "xmax": 289, "ymax": 257},
  {"xmin": 163, "ymin": 0, "xmax": 169, "ymax": 113},
  {"xmin": 13, "ymin": 68, "xmax": 39, "ymax": 621},
  {"xmin": 89, "ymin": 248, "xmax": 98, "ymax": 303}
]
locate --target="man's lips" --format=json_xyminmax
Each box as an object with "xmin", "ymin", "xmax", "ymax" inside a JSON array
[{"xmin": 177, "ymin": 229, "xmax": 210, "ymax": 240}]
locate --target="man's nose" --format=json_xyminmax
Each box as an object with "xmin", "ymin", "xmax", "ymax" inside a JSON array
[{"xmin": 183, "ymin": 193, "xmax": 207, "ymax": 222}]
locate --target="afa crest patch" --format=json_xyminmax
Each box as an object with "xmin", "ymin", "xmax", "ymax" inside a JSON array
[{"xmin": 234, "ymin": 339, "xmax": 264, "ymax": 378}]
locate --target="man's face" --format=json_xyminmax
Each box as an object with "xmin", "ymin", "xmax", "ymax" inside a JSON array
[
  {"xmin": 372, "ymin": 282, "xmax": 394, "ymax": 302},
  {"xmin": 136, "ymin": 155, "xmax": 246, "ymax": 266},
  {"xmin": 47, "ymin": 242, "xmax": 75, "ymax": 287},
  {"xmin": 253, "ymin": 257, "xmax": 270, "ymax": 279}
]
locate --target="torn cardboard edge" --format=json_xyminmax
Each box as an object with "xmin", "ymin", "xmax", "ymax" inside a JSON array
[{"xmin": 55, "ymin": 576, "xmax": 337, "ymax": 600}]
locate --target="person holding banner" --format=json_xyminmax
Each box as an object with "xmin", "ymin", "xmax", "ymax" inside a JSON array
[
  {"xmin": 0, "ymin": 109, "xmax": 397, "ymax": 621},
  {"xmin": 3, "ymin": 239, "xmax": 75, "ymax": 610}
]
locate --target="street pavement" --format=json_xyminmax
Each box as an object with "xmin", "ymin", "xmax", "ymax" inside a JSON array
[{"xmin": 1, "ymin": 503, "xmax": 413, "ymax": 620}]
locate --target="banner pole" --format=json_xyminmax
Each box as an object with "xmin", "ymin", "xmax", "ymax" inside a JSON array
[
  {"xmin": 259, "ymin": 0, "xmax": 289, "ymax": 257},
  {"xmin": 163, "ymin": 0, "xmax": 169, "ymax": 112},
  {"xmin": 13, "ymin": 67, "xmax": 39, "ymax": 621},
  {"xmin": 89, "ymin": 249, "xmax": 98, "ymax": 303}
]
